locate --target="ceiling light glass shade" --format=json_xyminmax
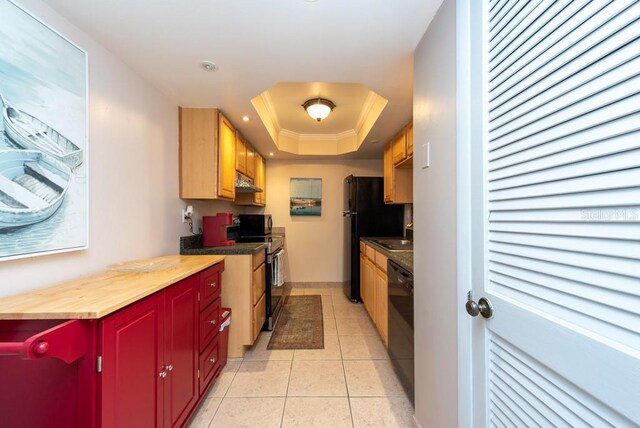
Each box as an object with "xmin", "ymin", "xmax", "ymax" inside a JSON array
[{"xmin": 302, "ymin": 98, "xmax": 336, "ymax": 122}]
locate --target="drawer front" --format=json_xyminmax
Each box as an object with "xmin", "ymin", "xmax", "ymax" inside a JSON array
[
  {"xmin": 375, "ymin": 252, "xmax": 388, "ymax": 273},
  {"xmin": 365, "ymin": 244, "xmax": 376, "ymax": 260},
  {"xmin": 252, "ymin": 293, "xmax": 266, "ymax": 342},
  {"xmin": 359, "ymin": 241, "xmax": 365, "ymax": 253},
  {"xmin": 252, "ymin": 250, "xmax": 265, "ymax": 270},
  {"xmin": 200, "ymin": 264, "xmax": 222, "ymax": 311},
  {"xmin": 252, "ymin": 264, "xmax": 266, "ymax": 306},
  {"xmin": 199, "ymin": 298, "xmax": 220, "ymax": 352},
  {"xmin": 199, "ymin": 334, "xmax": 221, "ymax": 395}
]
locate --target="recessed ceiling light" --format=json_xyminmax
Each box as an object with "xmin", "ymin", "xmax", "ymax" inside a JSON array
[
  {"xmin": 269, "ymin": 152, "xmax": 274, "ymax": 156},
  {"xmin": 200, "ymin": 61, "xmax": 218, "ymax": 72},
  {"xmin": 242, "ymin": 115, "xmax": 250, "ymax": 122}
]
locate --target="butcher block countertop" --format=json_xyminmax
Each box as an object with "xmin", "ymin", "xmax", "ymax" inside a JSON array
[{"xmin": 0, "ymin": 255, "xmax": 225, "ymax": 320}]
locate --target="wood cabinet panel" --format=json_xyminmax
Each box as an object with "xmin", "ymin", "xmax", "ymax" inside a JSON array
[
  {"xmin": 407, "ymin": 121, "xmax": 414, "ymax": 158},
  {"xmin": 200, "ymin": 263, "xmax": 222, "ymax": 310},
  {"xmin": 375, "ymin": 252, "xmax": 388, "ymax": 274},
  {"xmin": 163, "ymin": 277, "xmax": 199, "ymax": 428},
  {"xmin": 252, "ymin": 293, "xmax": 266, "ymax": 342},
  {"xmin": 198, "ymin": 334, "xmax": 220, "ymax": 395},
  {"xmin": 252, "ymin": 264, "xmax": 266, "ymax": 306},
  {"xmin": 100, "ymin": 294, "xmax": 164, "ymax": 428},
  {"xmin": 375, "ymin": 267, "xmax": 388, "ymax": 346},
  {"xmin": 363, "ymin": 257, "xmax": 375, "ymax": 318},
  {"xmin": 392, "ymin": 129, "xmax": 407, "ymax": 165},
  {"xmin": 235, "ymin": 133, "xmax": 247, "ymax": 175},
  {"xmin": 218, "ymin": 114, "xmax": 236, "ymax": 200},
  {"xmin": 246, "ymin": 144, "xmax": 255, "ymax": 179},
  {"xmin": 199, "ymin": 298, "xmax": 220, "ymax": 353}
]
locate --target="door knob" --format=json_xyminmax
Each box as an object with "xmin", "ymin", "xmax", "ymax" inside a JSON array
[{"xmin": 466, "ymin": 292, "xmax": 493, "ymax": 319}]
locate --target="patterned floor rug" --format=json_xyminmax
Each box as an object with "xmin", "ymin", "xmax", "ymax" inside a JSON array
[{"xmin": 267, "ymin": 295, "xmax": 324, "ymax": 350}]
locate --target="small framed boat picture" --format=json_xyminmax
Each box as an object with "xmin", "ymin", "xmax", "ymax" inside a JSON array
[
  {"xmin": 290, "ymin": 178, "xmax": 322, "ymax": 216},
  {"xmin": 0, "ymin": 0, "xmax": 88, "ymax": 261}
]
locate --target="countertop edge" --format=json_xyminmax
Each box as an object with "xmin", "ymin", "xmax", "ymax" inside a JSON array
[
  {"xmin": 360, "ymin": 238, "xmax": 414, "ymax": 273},
  {"xmin": 0, "ymin": 255, "xmax": 226, "ymax": 320}
]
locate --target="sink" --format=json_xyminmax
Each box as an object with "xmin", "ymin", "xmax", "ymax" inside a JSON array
[
  {"xmin": 109, "ymin": 258, "xmax": 179, "ymax": 273},
  {"xmin": 370, "ymin": 238, "xmax": 413, "ymax": 251}
]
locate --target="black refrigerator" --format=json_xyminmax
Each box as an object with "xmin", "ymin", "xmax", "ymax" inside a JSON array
[{"xmin": 343, "ymin": 175, "xmax": 404, "ymax": 302}]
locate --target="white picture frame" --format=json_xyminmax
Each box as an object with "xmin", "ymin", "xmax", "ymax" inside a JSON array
[{"xmin": 0, "ymin": 0, "xmax": 89, "ymax": 261}]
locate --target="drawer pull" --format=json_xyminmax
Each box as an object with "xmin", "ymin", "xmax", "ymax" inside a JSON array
[
  {"xmin": 210, "ymin": 282, "xmax": 217, "ymax": 288},
  {"xmin": 209, "ymin": 319, "xmax": 217, "ymax": 326},
  {"xmin": 209, "ymin": 357, "xmax": 216, "ymax": 364}
]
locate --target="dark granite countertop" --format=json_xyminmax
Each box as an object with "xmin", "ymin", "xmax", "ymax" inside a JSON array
[
  {"xmin": 180, "ymin": 235, "xmax": 266, "ymax": 255},
  {"xmin": 361, "ymin": 237, "xmax": 413, "ymax": 273}
]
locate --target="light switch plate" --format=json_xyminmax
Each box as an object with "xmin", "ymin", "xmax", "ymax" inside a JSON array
[{"xmin": 422, "ymin": 142, "xmax": 430, "ymax": 169}]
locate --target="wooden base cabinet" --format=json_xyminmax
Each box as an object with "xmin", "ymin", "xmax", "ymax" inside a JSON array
[
  {"xmin": 360, "ymin": 242, "xmax": 389, "ymax": 346},
  {"xmin": 100, "ymin": 262, "xmax": 224, "ymax": 428},
  {"xmin": 220, "ymin": 251, "xmax": 266, "ymax": 358}
]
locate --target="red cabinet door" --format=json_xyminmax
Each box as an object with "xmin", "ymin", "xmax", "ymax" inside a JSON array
[
  {"xmin": 100, "ymin": 294, "xmax": 164, "ymax": 428},
  {"xmin": 163, "ymin": 276, "xmax": 199, "ymax": 428}
]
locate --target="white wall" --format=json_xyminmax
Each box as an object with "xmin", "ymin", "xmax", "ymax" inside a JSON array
[
  {"xmin": 0, "ymin": 0, "xmax": 187, "ymax": 298},
  {"xmin": 265, "ymin": 159, "xmax": 382, "ymax": 283},
  {"xmin": 413, "ymin": 0, "xmax": 458, "ymax": 426}
]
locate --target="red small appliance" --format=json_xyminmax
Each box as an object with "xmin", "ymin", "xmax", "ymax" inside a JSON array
[{"xmin": 202, "ymin": 213, "xmax": 235, "ymax": 247}]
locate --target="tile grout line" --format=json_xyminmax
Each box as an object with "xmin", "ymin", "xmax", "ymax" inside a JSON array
[{"xmin": 279, "ymin": 357, "xmax": 294, "ymax": 427}]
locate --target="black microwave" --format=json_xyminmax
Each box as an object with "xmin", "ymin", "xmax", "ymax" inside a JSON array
[{"xmin": 238, "ymin": 214, "xmax": 272, "ymax": 236}]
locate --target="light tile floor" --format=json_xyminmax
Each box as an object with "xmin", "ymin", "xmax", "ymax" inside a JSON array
[{"xmin": 189, "ymin": 287, "xmax": 414, "ymax": 428}]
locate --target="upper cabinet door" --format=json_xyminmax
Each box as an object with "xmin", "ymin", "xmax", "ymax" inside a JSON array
[
  {"xmin": 391, "ymin": 129, "xmax": 407, "ymax": 165},
  {"xmin": 235, "ymin": 133, "xmax": 247, "ymax": 175},
  {"xmin": 217, "ymin": 113, "xmax": 236, "ymax": 200},
  {"xmin": 406, "ymin": 122, "xmax": 413, "ymax": 158},
  {"xmin": 245, "ymin": 144, "xmax": 255, "ymax": 179}
]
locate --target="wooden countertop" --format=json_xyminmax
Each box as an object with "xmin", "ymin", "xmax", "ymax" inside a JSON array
[{"xmin": 0, "ymin": 255, "xmax": 225, "ymax": 320}]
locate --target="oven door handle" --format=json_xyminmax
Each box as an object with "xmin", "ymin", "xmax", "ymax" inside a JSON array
[{"xmin": 267, "ymin": 248, "xmax": 284, "ymax": 263}]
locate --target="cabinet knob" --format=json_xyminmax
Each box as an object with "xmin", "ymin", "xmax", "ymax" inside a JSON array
[
  {"xmin": 166, "ymin": 364, "xmax": 173, "ymax": 372},
  {"xmin": 209, "ymin": 319, "xmax": 217, "ymax": 326},
  {"xmin": 210, "ymin": 282, "xmax": 217, "ymax": 288},
  {"xmin": 158, "ymin": 370, "xmax": 167, "ymax": 378},
  {"xmin": 209, "ymin": 357, "xmax": 216, "ymax": 364}
]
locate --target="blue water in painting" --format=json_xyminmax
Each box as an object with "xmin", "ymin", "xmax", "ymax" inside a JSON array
[
  {"xmin": 0, "ymin": 1, "xmax": 87, "ymax": 259},
  {"xmin": 290, "ymin": 206, "xmax": 322, "ymax": 216}
]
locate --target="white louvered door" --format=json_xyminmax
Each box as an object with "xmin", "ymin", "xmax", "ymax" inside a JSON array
[{"xmin": 469, "ymin": 0, "xmax": 640, "ymax": 426}]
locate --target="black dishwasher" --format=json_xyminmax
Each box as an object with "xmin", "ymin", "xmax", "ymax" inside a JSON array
[{"xmin": 387, "ymin": 260, "xmax": 414, "ymax": 406}]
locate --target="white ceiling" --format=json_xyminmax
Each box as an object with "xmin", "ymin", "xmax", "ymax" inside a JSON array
[{"xmin": 42, "ymin": 0, "xmax": 443, "ymax": 159}]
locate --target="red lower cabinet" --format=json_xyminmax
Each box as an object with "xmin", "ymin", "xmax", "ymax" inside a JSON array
[
  {"xmin": 100, "ymin": 293, "xmax": 164, "ymax": 428},
  {"xmin": 0, "ymin": 261, "xmax": 226, "ymax": 427},
  {"xmin": 99, "ymin": 265, "xmax": 225, "ymax": 428}
]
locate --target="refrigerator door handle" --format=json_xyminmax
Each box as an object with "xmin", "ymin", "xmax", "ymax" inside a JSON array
[{"xmin": 343, "ymin": 211, "xmax": 356, "ymax": 217}]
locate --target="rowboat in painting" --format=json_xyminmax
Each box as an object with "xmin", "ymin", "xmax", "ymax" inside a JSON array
[
  {"xmin": 0, "ymin": 94, "xmax": 83, "ymax": 169},
  {"xmin": 0, "ymin": 149, "xmax": 71, "ymax": 229}
]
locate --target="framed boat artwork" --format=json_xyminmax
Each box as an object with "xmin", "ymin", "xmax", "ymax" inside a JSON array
[
  {"xmin": 290, "ymin": 178, "xmax": 322, "ymax": 216},
  {"xmin": 0, "ymin": 0, "xmax": 88, "ymax": 261}
]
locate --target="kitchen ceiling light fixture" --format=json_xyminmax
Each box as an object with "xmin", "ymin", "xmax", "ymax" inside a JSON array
[
  {"xmin": 200, "ymin": 61, "xmax": 218, "ymax": 72},
  {"xmin": 302, "ymin": 97, "xmax": 335, "ymax": 122},
  {"xmin": 242, "ymin": 115, "xmax": 250, "ymax": 122}
]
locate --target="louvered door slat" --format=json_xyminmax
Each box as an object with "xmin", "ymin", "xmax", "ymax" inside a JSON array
[
  {"xmin": 489, "ymin": 187, "xmax": 640, "ymax": 211},
  {"xmin": 489, "ymin": 2, "xmax": 638, "ymax": 109},
  {"xmin": 490, "ymin": 206, "xmax": 640, "ymax": 222},
  {"xmin": 489, "ymin": 0, "xmax": 542, "ymax": 56},
  {"xmin": 490, "ymin": 221, "xmax": 640, "ymax": 241},
  {"xmin": 489, "ymin": 132, "xmax": 640, "ymax": 181},
  {"xmin": 489, "ymin": 0, "xmax": 592, "ymax": 83}
]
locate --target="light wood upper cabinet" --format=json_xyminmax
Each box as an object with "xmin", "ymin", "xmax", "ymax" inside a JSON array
[
  {"xmin": 383, "ymin": 144, "xmax": 393, "ymax": 203},
  {"xmin": 391, "ymin": 129, "xmax": 407, "ymax": 165},
  {"xmin": 179, "ymin": 108, "xmax": 236, "ymax": 200},
  {"xmin": 234, "ymin": 152, "xmax": 266, "ymax": 207},
  {"xmin": 218, "ymin": 114, "xmax": 236, "ymax": 200},
  {"xmin": 407, "ymin": 121, "xmax": 414, "ymax": 158},
  {"xmin": 245, "ymin": 144, "xmax": 255, "ymax": 179},
  {"xmin": 384, "ymin": 120, "xmax": 413, "ymax": 204},
  {"xmin": 235, "ymin": 133, "xmax": 247, "ymax": 175}
]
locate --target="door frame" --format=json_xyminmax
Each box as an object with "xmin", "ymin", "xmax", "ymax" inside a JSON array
[{"xmin": 456, "ymin": 0, "xmax": 487, "ymax": 426}]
